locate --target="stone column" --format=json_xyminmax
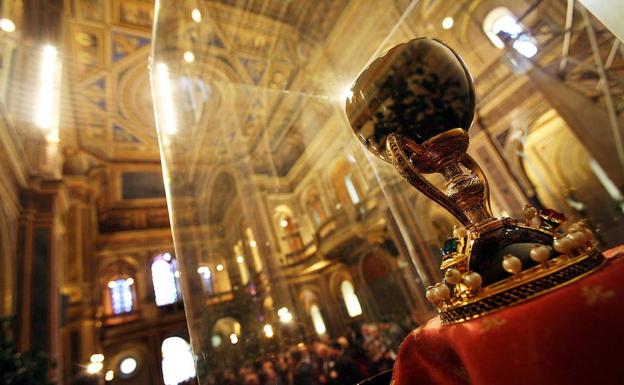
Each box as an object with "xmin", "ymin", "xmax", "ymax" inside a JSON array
[
  {"xmin": 61, "ymin": 175, "xmax": 101, "ymax": 381},
  {"xmin": 18, "ymin": 179, "xmax": 69, "ymax": 383}
]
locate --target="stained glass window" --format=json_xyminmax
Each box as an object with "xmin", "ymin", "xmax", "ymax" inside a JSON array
[{"xmin": 108, "ymin": 278, "xmax": 134, "ymax": 315}]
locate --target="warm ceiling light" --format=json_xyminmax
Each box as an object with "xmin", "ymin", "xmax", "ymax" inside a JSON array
[
  {"xmin": 279, "ymin": 219, "xmax": 288, "ymax": 228},
  {"xmin": 0, "ymin": 18, "xmax": 15, "ymax": 32},
  {"xmin": 216, "ymin": 264, "xmax": 224, "ymax": 271},
  {"xmin": 90, "ymin": 353, "xmax": 104, "ymax": 363},
  {"xmin": 125, "ymin": 277, "xmax": 134, "ymax": 286},
  {"xmin": 263, "ymin": 324, "xmax": 274, "ymax": 338},
  {"xmin": 105, "ymin": 370, "xmax": 114, "ymax": 381},
  {"xmin": 191, "ymin": 9, "xmax": 201, "ymax": 23},
  {"xmin": 442, "ymin": 17, "xmax": 454, "ymax": 30},
  {"xmin": 236, "ymin": 255, "xmax": 244, "ymax": 263},
  {"xmin": 229, "ymin": 333, "xmax": 238, "ymax": 344},
  {"xmin": 86, "ymin": 362, "xmax": 103, "ymax": 374},
  {"xmin": 277, "ymin": 307, "xmax": 293, "ymax": 323},
  {"xmin": 183, "ymin": 51, "xmax": 195, "ymax": 63},
  {"xmin": 249, "ymin": 240, "xmax": 257, "ymax": 247}
]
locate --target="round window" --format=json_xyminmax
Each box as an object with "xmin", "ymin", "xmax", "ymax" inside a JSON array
[
  {"xmin": 119, "ymin": 357, "xmax": 138, "ymax": 376},
  {"xmin": 210, "ymin": 334, "xmax": 222, "ymax": 348}
]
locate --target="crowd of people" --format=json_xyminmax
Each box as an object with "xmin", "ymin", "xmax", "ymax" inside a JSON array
[{"xmin": 205, "ymin": 319, "xmax": 416, "ymax": 385}]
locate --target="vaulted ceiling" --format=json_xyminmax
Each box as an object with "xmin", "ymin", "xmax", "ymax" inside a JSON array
[
  {"xmin": 60, "ymin": 0, "xmax": 347, "ymax": 177},
  {"xmin": 63, "ymin": 0, "xmax": 158, "ymax": 161}
]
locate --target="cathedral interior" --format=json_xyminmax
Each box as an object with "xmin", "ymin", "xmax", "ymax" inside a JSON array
[{"xmin": 0, "ymin": 0, "xmax": 623, "ymax": 384}]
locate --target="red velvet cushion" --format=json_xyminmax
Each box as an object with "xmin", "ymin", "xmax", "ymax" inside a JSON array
[{"xmin": 392, "ymin": 249, "xmax": 624, "ymax": 385}]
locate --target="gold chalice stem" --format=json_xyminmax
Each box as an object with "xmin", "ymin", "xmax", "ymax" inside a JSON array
[{"xmin": 386, "ymin": 134, "xmax": 470, "ymax": 226}]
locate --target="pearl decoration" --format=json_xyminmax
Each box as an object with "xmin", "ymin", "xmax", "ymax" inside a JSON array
[
  {"xmin": 453, "ymin": 225, "xmax": 467, "ymax": 238},
  {"xmin": 463, "ymin": 272, "xmax": 483, "ymax": 290},
  {"xmin": 566, "ymin": 231, "xmax": 586, "ymax": 248},
  {"xmin": 502, "ymin": 255, "xmax": 522, "ymax": 274},
  {"xmin": 530, "ymin": 216, "xmax": 542, "ymax": 228},
  {"xmin": 567, "ymin": 223, "xmax": 583, "ymax": 233},
  {"xmin": 553, "ymin": 237, "xmax": 572, "ymax": 254},
  {"xmin": 425, "ymin": 286, "xmax": 438, "ymax": 303},
  {"xmin": 436, "ymin": 283, "xmax": 451, "ymax": 300},
  {"xmin": 567, "ymin": 222, "xmax": 594, "ymax": 243},
  {"xmin": 522, "ymin": 205, "xmax": 538, "ymax": 220},
  {"xmin": 426, "ymin": 284, "xmax": 451, "ymax": 304},
  {"xmin": 530, "ymin": 244, "xmax": 550, "ymax": 263},
  {"xmin": 444, "ymin": 268, "xmax": 462, "ymax": 285}
]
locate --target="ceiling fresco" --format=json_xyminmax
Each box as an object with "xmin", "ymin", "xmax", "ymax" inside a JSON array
[
  {"xmin": 63, "ymin": 0, "xmax": 346, "ymax": 172},
  {"xmin": 65, "ymin": 0, "xmax": 157, "ymax": 161}
]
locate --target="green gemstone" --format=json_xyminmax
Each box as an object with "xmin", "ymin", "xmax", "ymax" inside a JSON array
[{"xmin": 441, "ymin": 238, "xmax": 458, "ymax": 256}]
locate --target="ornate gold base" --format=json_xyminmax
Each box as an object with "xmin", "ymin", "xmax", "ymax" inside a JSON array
[{"xmin": 440, "ymin": 248, "xmax": 605, "ymax": 324}]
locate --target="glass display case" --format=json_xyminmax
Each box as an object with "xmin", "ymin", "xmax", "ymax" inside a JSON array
[{"xmin": 150, "ymin": 1, "xmax": 624, "ymax": 384}]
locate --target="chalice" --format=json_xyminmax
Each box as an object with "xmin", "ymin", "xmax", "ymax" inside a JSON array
[{"xmin": 345, "ymin": 38, "xmax": 604, "ymax": 323}]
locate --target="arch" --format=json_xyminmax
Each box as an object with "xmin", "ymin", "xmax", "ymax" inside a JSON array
[
  {"xmin": 212, "ymin": 317, "xmax": 242, "ymax": 336},
  {"xmin": 211, "ymin": 317, "xmax": 242, "ymax": 347},
  {"xmin": 298, "ymin": 288, "xmax": 328, "ymax": 336},
  {"xmin": 298, "ymin": 288, "xmax": 320, "ymax": 310},
  {"xmin": 151, "ymin": 252, "xmax": 181, "ymax": 306},
  {"xmin": 161, "ymin": 336, "xmax": 196, "ymax": 385}
]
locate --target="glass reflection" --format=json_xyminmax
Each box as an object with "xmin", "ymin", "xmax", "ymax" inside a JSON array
[
  {"xmin": 150, "ymin": 1, "xmax": 624, "ymax": 384},
  {"xmin": 150, "ymin": 1, "xmax": 445, "ymax": 382}
]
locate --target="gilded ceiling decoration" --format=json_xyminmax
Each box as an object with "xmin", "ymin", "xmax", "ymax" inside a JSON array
[
  {"xmin": 65, "ymin": 0, "xmax": 156, "ymax": 160},
  {"xmin": 64, "ymin": 0, "xmax": 345, "ymax": 170}
]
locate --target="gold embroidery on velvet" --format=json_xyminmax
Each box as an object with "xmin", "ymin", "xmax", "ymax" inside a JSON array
[
  {"xmin": 481, "ymin": 316, "xmax": 507, "ymax": 332},
  {"xmin": 582, "ymin": 285, "xmax": 615, "ymax": 305}
]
